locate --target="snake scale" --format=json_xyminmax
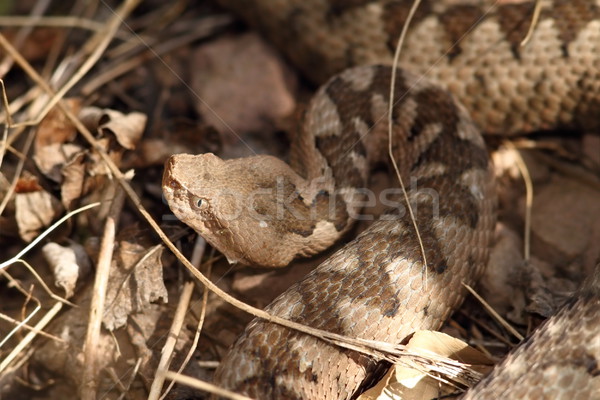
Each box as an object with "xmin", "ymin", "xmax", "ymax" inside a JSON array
[{"xmin": 162, "ymin": 0, "xmax": 600, "ymax": 398}]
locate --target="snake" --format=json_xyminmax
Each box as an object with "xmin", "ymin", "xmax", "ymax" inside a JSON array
[{"xmin": 162, "ymin": 0, "xmax": 600, "ymax": 398}]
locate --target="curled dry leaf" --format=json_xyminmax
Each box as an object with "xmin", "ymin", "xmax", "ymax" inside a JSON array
[
  {"xmin": 359, "ymin": 331, "xmax": 493, "ymax": 400},
  {"xmin": 78, "ymin": 106, "xmax": 147, "ymax": 150},
  {"xmin": 14, "ymin": 180, "xmax": 63, "ymax": 242},
  {"xmin": 42, "ymin": 242, "xmax": 91, "ymax": 299}
]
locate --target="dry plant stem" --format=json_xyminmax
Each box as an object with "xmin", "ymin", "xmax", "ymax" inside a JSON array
[
  {"xmin": 0, "ymin": 86, "xmax": 39, "ymax": 128},
  {"xmin": 162, "ymin": 371, "xmax": 253, "ymax": 400},
  {"xmin": 0, "ymin": 301, "xmax": 63, "ymax": 374},
  {"xmin": 462, "ymin": 283, "xmax": 524, "ymax": 341},
  {"xmin": 383, "ymin": 0, "xmax": 498, "ymax": 285},
  {"xmin": 503, "ymin": 141, "xmax": 533, "ymax": 261},
  {"xmin": 80, "ymin": 215, "xmax": 115, "ymax": 400},
  {"xmin": 0, "ymin": 80, "xmax": 10, "ymax": 166},
  {"xmin": 81, "ymin": 16, "xmax": 231, "ymax": 96},
  {"xmin": 35, "ymin": 0, "xmax": 142, "ymax": 127},
  {"xmin": 387, "ymin": 0, "xmax": 428, "ymax": 280},
  {"xmin": 0, "ymin": 127, "xmax": 34, "ymax": 217},
  {"xmin": 103, "ymin": 0, "xmax": 188, "ymax": 59},
  {"xmin": 163, "ymin": 266, "xmax": 212, "ymax": 398},
  {"xmin": 460, "ymin": 310, "xmax": 515, "ymax": 348},
  {"xmin": 9, "ymin": 259, "xmax": 75, "ymax": 306},
  {"xmin": 0, "ymin": 16, "xmax": 132, "ymax": 38},
  {"xmin": 105, "ymin": 367, "xmax": 128, "ymax": 395},
  {"xmin": 520, "ymin": 0, "xmax": 543, "ymax": 47},
  {"xmin": 0, "ymin": 21, "xmax": 448, "ymax": 371},
  {"xmin": 197, "ymin": 361, "xmax": 220, "ymax": 369},
  {"xmin": 534, "ymin": 150, "xmax": 600, "ymax": 190},
  {"xmin": 148, "ymin": 281, "xmax": 195, "ymax": 400},
  {"xmin": 118, "ymin": 357, "xmax": 143, "ymax": 400},
  {"xmin": 0, "ymin": 203, "xmax": 100, "ymax": 270},
  {"xmin": 0, "ymin": 304, "xmax": 40, "ymax": 350},
  {"xmin": 80, "ymin": 185, "xmax": 125, "ymax": 400},
  {"xmin": 0, "ymin": 312, "xmax": 63, "ymax": 342}
]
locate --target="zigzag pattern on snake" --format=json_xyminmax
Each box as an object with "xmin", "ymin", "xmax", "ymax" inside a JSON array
[{"xmin": 161, "ymin": 1, "xmax": 600, "ymax": 398}]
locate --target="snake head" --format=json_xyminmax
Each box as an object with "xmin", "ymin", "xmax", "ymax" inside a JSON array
[{"xmin": 163, "ymin": 153, "xmax": 339, "ymax": 267}]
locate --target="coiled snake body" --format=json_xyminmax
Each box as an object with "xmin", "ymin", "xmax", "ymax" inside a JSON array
[{"xmin": 162, "ymin": 1, "xmax": 600, "ymax": 398}]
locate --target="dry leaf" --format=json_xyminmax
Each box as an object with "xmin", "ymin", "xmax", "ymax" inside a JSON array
[
  {"xmin": 359, "ymin": 331, "xmax": 493, "ymax": 400},
  {"xmin": 33, "ymin": 99, "xmax": 82, "ymax": 182},
  {"xmin": 98, "ymin": 109, "xmax": 146, "ymax": 150},
  {"xmin": 103, "ymin": 240, "xmax": 167, "ymax": 330},
  {"xmin": 60, "ymin": 152, "xmax": 86, "ymax": 210},
  {"xmin": 14, "ymin": 183, "xmax": 63, "ymax": 242},
  {"xmin": 529, "ymin": 175, "xmax": 600, "ymax": 271},
  {"xmin": 78, "ymin": 106, "xmax": 147, "ymax": 150},
  {"xmin": 190, "ymin": 32, "xmax": 297, "ymax": 143},
  {"xmin": 480, "ymin": 224, "xmax": 528, "ymax": 324},
  {"xmin": 42, "ymin": 242, "xmax": 91, "ymax": 298}
]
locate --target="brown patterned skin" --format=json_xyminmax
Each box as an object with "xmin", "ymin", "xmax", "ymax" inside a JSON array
[
  {"xmin": 216, "ymin": 0, "xmax": 600, "ymax": 135},
  {"xmin": 161, "ymin": 1, "xmax": 600, "ymax": 398},
  {"xmin": 463, "ymin": 267, "xmax": 600, "ymax": 399}
]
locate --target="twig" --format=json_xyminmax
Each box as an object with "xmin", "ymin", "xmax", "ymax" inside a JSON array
[
  {"xmin": 0, "ymin": 203, "xmax": 101, "ymax": 270},
  {"xmin": 0, "ymin": 301, "xmax": 63, "ymax": 374},
  {"xmin": 80, "ymin": 16, "xmax": 231, "ymax": 96},
  {"xmin": 159, "ymin": 236, "xmax": 209, "ymax": 400},
  {"xmin": 0, "ymin": 303, "xmax": 40, "ymax": 350},
  {"xmin": 0, "ymin": 79, "xmax": 11, "ymax": 167},
  {"xmin": 504, "ymin": 141, "xmax": 533, "ymax": 262},
  {"xmin": 0, "ymin": 312, "xmax": 64, "ymax": 343},
  {"xmin": 80, "ymin": 184, "xmax": 125, "ymax": 400},
  {"xmin": 3, "ymin": 259, "xmax": 75, "ymax": 306},
  {"xmin": 148, "ymin": 282, "xmax": 195, "ymax": 400},
  {"xmin": 462, "ymin": 283, "xmax": 524, "ymax": 341},
  {"xmin": 36, "ymin": 0, "xmax": 142, "ymax": 128},
  {"xmin": 0, "ymin": 16, "xmax": 130, "ymax": 38}
]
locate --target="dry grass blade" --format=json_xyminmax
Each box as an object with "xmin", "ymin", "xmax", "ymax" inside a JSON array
[
  {"xmin": 0, "ymin": 312, "xmax": 63, "ymax": 343},
  {"xmin": 520, "ymin": 0, "xmax": 543, "ymax": 47},
  {"xmin": 0, "ymin": 79, "xmax": 11, "ymax": 167},
  {"xmin": 0, "ymin": 15, "xmax": 129, "ymax": 37},
  {"xmin": 503, "ymin": 141, "xmax": 533, "ymax": 262},
  {"xmin": 463, "ymin": 283, "xmax": 524, "ymax": 342},
  {"xmin": 0, "ymin": 301, "xmax": 63, "ymax": 374},
  {"xmin": 0, "ymin": 203, "xmax": 100, "ymax": 271},
  {"xmin": 387, "ymin": 0, "xmax": 429, "ymax": 283}
]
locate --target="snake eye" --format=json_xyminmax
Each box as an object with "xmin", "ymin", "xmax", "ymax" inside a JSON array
[{"xmin": 191, "ymin": 196, "xmax": 207, "ymax": 210}]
